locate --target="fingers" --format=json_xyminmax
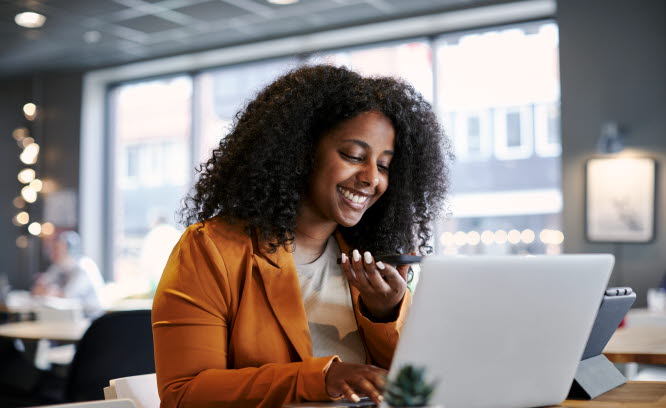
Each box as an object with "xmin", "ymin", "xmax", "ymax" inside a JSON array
[
  {"xmin": 339, "ymin": 383, "xmax": 360, "ymax": 404},
  {"xmin": 362, "ymin": 251, "xmax": 390, "ymax": 291}
]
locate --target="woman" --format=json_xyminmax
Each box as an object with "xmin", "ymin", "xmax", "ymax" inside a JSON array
[{"xmin": 152, "ymin": 65, "xmax": 450, "ymax": 408}]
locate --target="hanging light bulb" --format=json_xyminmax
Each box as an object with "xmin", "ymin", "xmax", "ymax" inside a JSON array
[
  {"xmin": 20, "ymin": 137, "xmax": 34, "ymax": 148},
  {"xmin": 13, "ymin": 196, "xmax": 26, "ymax": 209},
  {"xmin": 41, "ymin": 222, "xmax": 55, "ymax": 236},
  {"xmin": 28, "ymin": 222, "xmax": 42, "ymax": 236},
  {"xmin": 12, "ymin": 127, "xmax": 29, "ymax": 141},
  {"xmin": 16, "ymin": 211, "xmax": 30, "ymax": 225},
  {"xmin": 18, "ymin": 168, "xmax": 36, "ymax": 184},
  {"xmin": 29, "ymin": 178, "xmax": 42, "ymax": 192},
  {"xmin": 20, "ymin": 143, "xmax": 39, "ymax": 164},
  {"xmin": 23, "ymin": 103, "xmax": 38, "ymax": 120},
  {"xmin": 21, "ymin": 185, "xmax": 37, "ymax": 203},
  {"xmin": 16, "ymin": 235, "xmax": 29, "ymax": 249}
]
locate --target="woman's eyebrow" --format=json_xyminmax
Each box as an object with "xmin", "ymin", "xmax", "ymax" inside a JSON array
[{"xmin": 340, "ymin": 139, "xmax": 394, "ymax": 156}]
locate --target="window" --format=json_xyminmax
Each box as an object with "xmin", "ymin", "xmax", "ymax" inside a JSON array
[
  {"xmin": 494, "ymin": 106, "xmax": 533, "ymax": 160},
  {"xmin": 104, "ymin": 20, "xmax": 562, "ymax": 286},
  {"xmin": 451, "ymin": 110, "xmax": 491, "ymax": 160},
  {"xmin": 109, "ymin": 76, "xmax": 192, "ymax": 293},
  {"xmin": 534, "ymin": 102, "xmax": 562, "ymax": 157},
  {"xmin": 435, "ymin": 21, "xmax": 562, "ymax": 255}
]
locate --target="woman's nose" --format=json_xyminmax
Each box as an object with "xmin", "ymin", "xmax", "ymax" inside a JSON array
[{"xmin": 358, "ymin": 163, "xmax": 380, "ymax": 187}]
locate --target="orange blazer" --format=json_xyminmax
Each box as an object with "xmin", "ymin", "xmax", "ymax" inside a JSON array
[{"xmin": 152, "ymin": 218, "xmax": 411, "ymax": 408}]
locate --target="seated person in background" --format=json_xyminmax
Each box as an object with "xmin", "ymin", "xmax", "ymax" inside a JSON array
[
  {"xmin": 32, "ymin": 231, "xmax": 104, "ymax": 316},
  {"xmin": 152, "ymin": 65, "xmax": 450, "ymax": 407}
]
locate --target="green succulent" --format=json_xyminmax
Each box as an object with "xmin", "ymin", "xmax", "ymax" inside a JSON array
[{"xmin": 384, "ymin": 365, "xmax": 437, "ymax": 407}]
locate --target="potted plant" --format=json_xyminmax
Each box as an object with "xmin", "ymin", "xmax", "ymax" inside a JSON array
[{"xmin": 383, "ymin": 364, "xmax": 442, "ymax": 408}]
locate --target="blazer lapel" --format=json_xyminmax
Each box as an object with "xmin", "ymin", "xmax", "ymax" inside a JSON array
[{"xmin": 254, "ymin": 240, "xmax": 312, "ymax": 361}]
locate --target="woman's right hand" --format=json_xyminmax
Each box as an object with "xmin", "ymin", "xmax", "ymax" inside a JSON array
[{"xmin": 325, "ymin": 361, "xmax": 387, "ymax": 405}]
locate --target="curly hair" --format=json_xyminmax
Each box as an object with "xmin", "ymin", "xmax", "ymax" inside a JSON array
[{"xmin": 180, "ymin": 64, "xmax": 452, "ymax": 255}]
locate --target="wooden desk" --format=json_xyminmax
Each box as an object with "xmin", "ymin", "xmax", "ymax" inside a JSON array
[
  {"xmin": 0, "ymin": 319, "xmax": 90, "ymax": 343},
  {"xmin": 557, "ymin": 381, "xmax": 666, "ymax": 407},
  {"xmin": 603, "ymin": 326, "xmax": 666, "ymax": 364}
]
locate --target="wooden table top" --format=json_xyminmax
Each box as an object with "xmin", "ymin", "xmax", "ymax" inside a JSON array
[
  {"xmin": 0, "ymin": 319, "xmax": 90, "ymax": 342},
  {"xmin": 603, "ymin": 326, "xmax": 666, "ymax": 364},
  {"xmin": 557, "ymin": 381, "xmax": 666, "ymax": 407}
]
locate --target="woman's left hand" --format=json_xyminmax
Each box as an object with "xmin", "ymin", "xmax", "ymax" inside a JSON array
[{"xmin": 340, "ymin": 250, "xmax": 409, "ymax": 320}]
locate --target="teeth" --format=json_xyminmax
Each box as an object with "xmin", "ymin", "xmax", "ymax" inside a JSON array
[{"xmin": 338, "ymin": 187, "xmax": 368, "ymax": 204}]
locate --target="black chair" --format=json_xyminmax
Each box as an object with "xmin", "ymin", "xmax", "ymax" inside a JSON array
[{"xmin": 65, "ymin": 310, "xmax": 155, "ymax": 402}]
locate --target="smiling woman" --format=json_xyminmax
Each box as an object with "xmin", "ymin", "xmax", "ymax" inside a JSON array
[{"xmin": 152, "ymin": 64, "xmax": 451, "ymax": 407}]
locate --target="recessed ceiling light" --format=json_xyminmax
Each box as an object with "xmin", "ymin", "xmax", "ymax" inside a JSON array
[
  {"xmin": 267, "ymin": 0, "xmax": 300, "ymax": 5},
  {"xmin": 15, "ymin": 11, "xmax": 46, "ymax": 28}
]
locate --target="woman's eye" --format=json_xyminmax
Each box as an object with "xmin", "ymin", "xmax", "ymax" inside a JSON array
[
  {"xmin": 378, "ymin": 164, "xmax": 390, "ymax": 172},
  {"xmin": 340, "ymin": 152, "xmax": 362, "ymax": 162}
]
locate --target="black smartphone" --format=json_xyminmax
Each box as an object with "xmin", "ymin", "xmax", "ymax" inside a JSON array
[
  {"xmin": 336, "ymin": 254, "xmax": 423, "ymax": 265},
  {"xmin": 373, "ymin": 254, "xmax": 423, "ymax": 265}
]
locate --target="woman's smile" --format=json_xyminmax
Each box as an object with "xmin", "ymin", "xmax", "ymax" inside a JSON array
[{"xmin": 337, "ymin": 185, "xmax": 372, "ymax": 210}]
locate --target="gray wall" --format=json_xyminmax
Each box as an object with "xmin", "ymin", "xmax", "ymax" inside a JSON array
[
  {"xmin": 558, "ymin": 0, "xmax": 666, "ymax": 307},
  {"xmin": 0, "ymin": 72, "xmax": 83, "ymax": 290},
  {"xmin": 0, "ymin": 77, "xmax": 34, "ymax": 290}
]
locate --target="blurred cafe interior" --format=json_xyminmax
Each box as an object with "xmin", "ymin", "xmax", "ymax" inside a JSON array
[{"xmin": 0, "ymin": 0, "xmax": 665, "ymax": 406}]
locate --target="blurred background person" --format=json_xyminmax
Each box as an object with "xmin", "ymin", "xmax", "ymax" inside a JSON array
[{"xmin": 32, "ymin": 231, "xmax": 104, "ymax": 317}]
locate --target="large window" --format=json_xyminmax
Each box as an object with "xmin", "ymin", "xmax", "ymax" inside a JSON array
[
  {"xmin": 107, "ymin": 20, "xmax": 562, "ymax": 288},
  {"xmin": 435, "ymin": 21, "xmax": 562, "ymax": 255},
  {"xmin": 109, "ymin": 76, "xmax": 192, "ymax": 294}
]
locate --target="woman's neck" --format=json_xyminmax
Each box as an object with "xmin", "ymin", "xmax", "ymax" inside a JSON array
[{"xmin": 293, "ymin": 209, "xmax": 337, "ymax": 265}]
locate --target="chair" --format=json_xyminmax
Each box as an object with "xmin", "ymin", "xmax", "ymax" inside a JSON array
[
  {"xmin": 104, "ymin": 373, "xmax": 159, "ymax": 408},
  {"xmin": 29, "ymin": 399, "xmax": 136, "ymax": 408},
  {"xmin": 65, "ymin": 311, "xmax": 155, "ymax": 402}
]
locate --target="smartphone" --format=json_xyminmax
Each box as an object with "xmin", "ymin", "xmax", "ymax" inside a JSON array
[
  {"xmin": 373, "ymin": 254, "xmax": 423, "ymax": 265},
  {"xmin": 336, "ymin": 254, "xmax": 423, "ymax": 265}
]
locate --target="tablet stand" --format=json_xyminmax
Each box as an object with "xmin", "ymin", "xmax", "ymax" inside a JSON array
[{"xmin": 567, "ymin": 354, "xmax": 627, "ymax": 399}]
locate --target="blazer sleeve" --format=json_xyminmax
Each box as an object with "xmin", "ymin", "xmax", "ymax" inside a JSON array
[
  {"xmin": 152, "ymin": 227, "xmax": 338, "ymax": 408},
  {"xmin": 353, "ymin": 289, "xmax": 412, "ymax": 369}
]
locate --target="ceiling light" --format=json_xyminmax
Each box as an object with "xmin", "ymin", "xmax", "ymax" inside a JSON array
[
  {"xmin": 15, "ymin": 12, "xmax": 46, "ymax": 29},
  {"xmin": 267, "ymin": 0, "xmax": 299, "ymax": 5}
]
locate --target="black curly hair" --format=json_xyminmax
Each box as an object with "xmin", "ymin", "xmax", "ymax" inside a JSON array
[{"xmin": 180, "ymin": 64, "xmax": 451, "ymax": 255}]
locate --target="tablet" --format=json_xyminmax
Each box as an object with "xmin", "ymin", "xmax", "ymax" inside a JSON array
[{"xmin": 581, "ymin": 287, "xmax": 636, "ymax": 360}]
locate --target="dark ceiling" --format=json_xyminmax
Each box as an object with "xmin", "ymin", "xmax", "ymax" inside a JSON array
[{"xmin": 0, "ymin": 0, "xmax": 511, "ymax": 77}]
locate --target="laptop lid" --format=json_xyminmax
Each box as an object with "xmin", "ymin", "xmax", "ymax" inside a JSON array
[{"xmin": 388, "ymin": 254, "xmax": 613, "ymax": 408}]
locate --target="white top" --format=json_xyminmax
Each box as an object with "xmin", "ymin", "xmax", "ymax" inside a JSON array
[{"xmin": 296, "ymin": 237, "xmax": 366, "ymax": 364}]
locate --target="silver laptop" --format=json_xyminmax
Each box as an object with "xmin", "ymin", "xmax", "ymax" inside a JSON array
[{"xmin": 389, "ymin": 254, "xmax": 613, "ymax": 408}]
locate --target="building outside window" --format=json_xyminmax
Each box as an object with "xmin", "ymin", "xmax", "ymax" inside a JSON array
[{"xmin": 435, "ymin": 21, "xmax": 562, "ymax": 255}]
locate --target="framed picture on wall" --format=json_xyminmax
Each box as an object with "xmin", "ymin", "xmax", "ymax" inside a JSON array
[{"xmin": 586, "ymin": 157, "xmax": 657, "ymax": 243}]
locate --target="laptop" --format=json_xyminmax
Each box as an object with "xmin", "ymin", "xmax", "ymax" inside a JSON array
[
  {"xmin": 286, "ymin": 254, "xmax": 613, "ymax": 408},
  {"xmin": 389, "ymin": 254, "xmax": 613, "ymax": 408}
]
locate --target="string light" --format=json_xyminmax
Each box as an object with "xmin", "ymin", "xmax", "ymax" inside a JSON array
[
  {"xmin": 521, "ymin": 229, "xmax": 535, "ymax": 244},
  {"xmin": 507, "ymin": 229, "xmax": 521, "ymax": 244},
  {"xmin": 23, "ymin": 103, "xmax": 38, "ymax": 120},
  {"xmin": 466, "ymin": 231, "xmax": 481, "ymax": 246},
  {"xmin": 29, "ymin": 179, "xmax": 42, "ymax": 192},
  {"xmin": 28, "ymin": 222, "xmax": 42, "ymax": 236},
  {"xmin": 12, "ymin": 127, "xmax": 28, "ymax": 141},
  {"xmin": 16, "ymin": 212, "xmax": 29, "ymax": 225},
  {"xmin": 41, "ymin": 222, "xmax": 55, "ymax": 236},
  {"xmin": 481, "ymin": 230, "xmax": 494, "ymax": 245},
  {"xmin": 18, "ymin": 168, "xmax": 36, "ymax": 184},
  {"xmin": 494, "ymin": 229, "xmax": 508, "ymax": 244},
  {"xmin": 13, "ymin": 196, "xmax": 26, "ymax": 209},
  {"xmin": 16, "ymin": 236, "xmax": 29, "ymax": 249},
  {"xmin": 20, "ymin": 142, "xmax": 39, "ymax": 164},
  {"xmin": 21, "ymin": 185, "xmax": 37, "ymax": 203}
]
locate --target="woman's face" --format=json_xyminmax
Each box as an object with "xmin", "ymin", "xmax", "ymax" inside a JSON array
[{"xmin": 303, "ymin": 111, "xmax": 395, "ymax": 228}]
